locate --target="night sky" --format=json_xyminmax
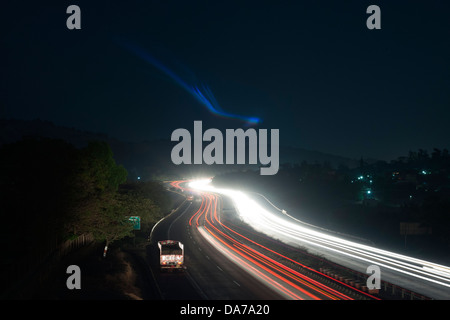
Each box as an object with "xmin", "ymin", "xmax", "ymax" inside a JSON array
[{"xmin": 2, "ymin": 1, "xmax": 450, "ymax": 161}]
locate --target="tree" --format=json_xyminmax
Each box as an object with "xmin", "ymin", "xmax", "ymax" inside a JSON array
[
  {"xmin": 72, "ymin": 141, "xmax": 127, "ymax": 198},
  {"xmin": 76, "ymin": 193, "xmax": 134, "ymax": 257},
  {"xmin": 65, "ymin": 141, "xmax": 130, "ymax": 256},
  {"xmin": 116, "ymin": 182, "xmax": 166, "ymax": 231}
]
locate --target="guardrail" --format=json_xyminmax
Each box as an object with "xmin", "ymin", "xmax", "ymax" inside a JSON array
[{"xmin": 318, "ymin": 266, "xmax": 431, "ymax": 300}]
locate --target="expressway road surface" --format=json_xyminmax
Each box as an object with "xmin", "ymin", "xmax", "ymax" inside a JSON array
[
  {"xmin": 187, "ymin": 179, "xmax": 450, "ymax": 300},
  {"xmin": 148, "ymin": 181, "xmax": 376, "ymax": 300},
  {"xmin": 148, "ymin": 199, "xmax": 285, "ymax": 299}
]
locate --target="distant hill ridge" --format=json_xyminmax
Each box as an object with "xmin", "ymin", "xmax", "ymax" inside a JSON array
[{"xmin": 0, "ymin": 118, "xmax": 360, "ymax": 179}]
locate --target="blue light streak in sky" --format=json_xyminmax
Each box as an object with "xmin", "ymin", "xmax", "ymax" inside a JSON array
[{"xmin": 116, "ymin": 39, "xmax": 261, "ymax": 125}]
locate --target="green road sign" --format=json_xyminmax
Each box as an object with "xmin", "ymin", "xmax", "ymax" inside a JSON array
[{"xmin": 128, "ymin": 216, "xmax": 141, "ymax": 230}]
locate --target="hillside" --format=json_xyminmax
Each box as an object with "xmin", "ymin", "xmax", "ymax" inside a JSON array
[{"xmin": 0, "ymin": 118, "xmax": 360, "ymax": 180}]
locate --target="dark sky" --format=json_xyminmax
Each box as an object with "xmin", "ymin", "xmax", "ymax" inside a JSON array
[{"xmin": 2, "ymin": 1, "xmax": 450, "ymax": 161}]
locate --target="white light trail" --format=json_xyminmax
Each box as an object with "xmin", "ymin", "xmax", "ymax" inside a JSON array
[{"xmin": 188, "ymin": 179, "xmax": 450, "ymax": 291}]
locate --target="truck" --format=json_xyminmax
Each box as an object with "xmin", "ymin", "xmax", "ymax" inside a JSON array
[{"xmin": 157, "ymin": 240, "xmax": 185, "ymax": 272}]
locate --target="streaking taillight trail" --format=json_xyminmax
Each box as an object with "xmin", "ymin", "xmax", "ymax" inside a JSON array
[
  {"xmin": 170, "ymin": 179, "xmax": 382, "ymax": 300},
  {"xmin": 182, "ymin": 179, "xmax": 450, "ymax": 298}
]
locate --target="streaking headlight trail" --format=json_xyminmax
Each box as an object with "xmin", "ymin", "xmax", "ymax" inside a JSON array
[
  {"xmin": 188, "ymin": 179, "xmax": 450, "ymax": 294},
  {"xmin": 176, "ymin": 179, "xmax": 367, "ymax": 300}
]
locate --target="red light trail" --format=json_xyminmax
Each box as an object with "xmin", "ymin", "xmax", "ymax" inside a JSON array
[{"xmin": 170, "ymin": 180, "xmax": 380, "ymax": 300}]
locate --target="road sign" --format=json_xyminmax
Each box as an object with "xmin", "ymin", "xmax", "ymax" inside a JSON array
[{"xmin": 128, "ymin": 216, "xmax": 141, "ymax": 230}]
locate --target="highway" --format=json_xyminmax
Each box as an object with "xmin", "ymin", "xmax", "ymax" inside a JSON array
[
  {"xmin": 149, "ymin": 191, "xmax": 286, "ymax": 299},
  {"xmin": 149, "ymin": 180, "xmax": 380, "ymax": 300},
  {"xmin": 187, "ymin": 179, "xmax": 450, "ymax": 300}
]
